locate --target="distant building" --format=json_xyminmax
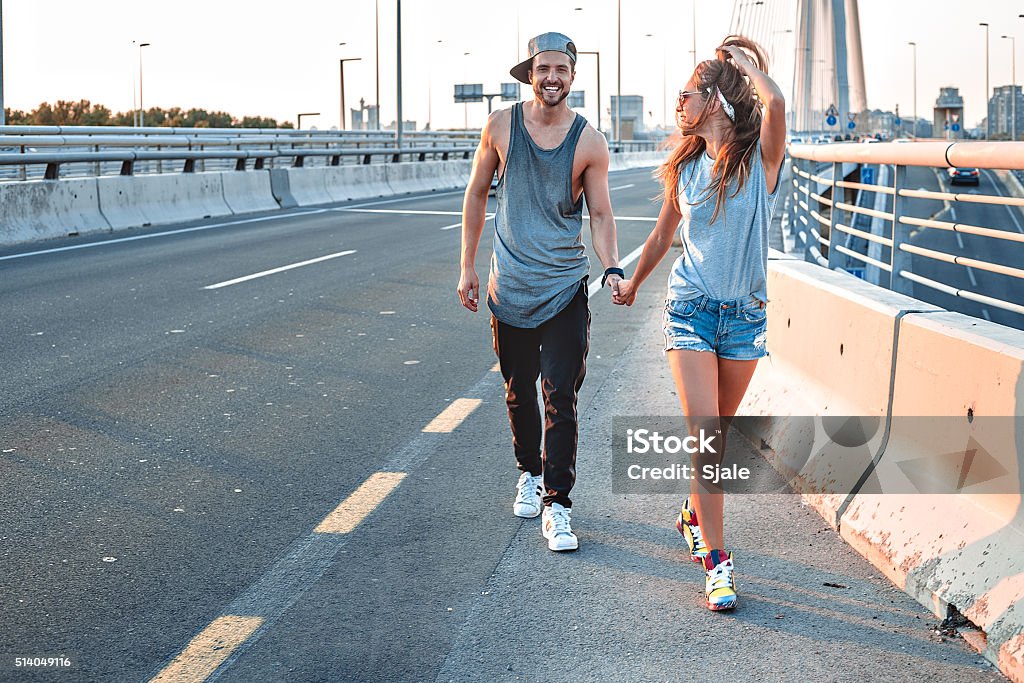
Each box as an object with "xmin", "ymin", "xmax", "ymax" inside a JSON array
[
  {"xmin": 609, "ymin": 96, "xmax": 644, "ymax": 138},
  {"xmin": 933, "ymin": 87, "xmax": 965, "ymax": 140},
  {"xmin": 351, "ymin": 102, "xmax": 379, "ymax": 130},
  {"xmin": 989, "ymin": 85, "xmax": 1024, "ymax": 140}
]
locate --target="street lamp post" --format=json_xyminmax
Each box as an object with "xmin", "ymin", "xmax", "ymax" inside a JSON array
[
  {"xmin": 615, "ymin": 0, "xmax": 621, "ymax": 143},
  {"xmin": 338, "ymin": 46, "xmax": 363, "ymax": 131},
  {"xmin": 428, "ymin": 39, "xmax": 442, "ymax": 131},
  {"xmin": 297, "ymin": 112, "xmax": 320, "ymax": 129},
  {"xmin": 577, "ymin": 50, "xmax": 602, "ymax": 133},
  {"xmin": 645, "ymin": 33, "xmax": 667, "ymax": 129},
  {"xmin": 396, "ymin": 0, "xmax": 403, "ymax": 146},
  {"xmin": 1003, "ymin": 35, "xmax": 1017, "ymax": 141},
  {"xmin": 375, "ymin": 0, "xmax": 380, "ymax": 129},
  {"xmin": 138, "ymin": 42, "xmax": 150, "ymax": 128},
  {"xmin": 908, "ymin": 41, "xmax": 917, "ymax": 138},
  {"xmin": 980, "ymin": 23, "xmax": 990, "ymax": 139}
]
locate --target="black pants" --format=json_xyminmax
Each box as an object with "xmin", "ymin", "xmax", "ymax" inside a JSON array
[{"xmin": 491, "ymin": 282, "xmax": 590, "ymax": 508}]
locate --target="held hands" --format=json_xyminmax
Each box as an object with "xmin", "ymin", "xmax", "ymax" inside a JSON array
[
  {"xmin": 457, "ymin": 270, "xmax": 480, "ymax": 312},
  {"xmin": 611, "ymin": 278, "xmax": 637, "ymax": 306}
]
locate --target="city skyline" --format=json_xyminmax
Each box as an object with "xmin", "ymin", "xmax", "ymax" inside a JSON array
[{"xmin": 4, "ymin": 0, "xmax": 1023, "ymax": 131}]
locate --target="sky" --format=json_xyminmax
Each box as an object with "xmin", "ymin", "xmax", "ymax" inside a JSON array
[{"xmin": 3, "ymin": 0, "xmax": 1022, "ymax": 131}]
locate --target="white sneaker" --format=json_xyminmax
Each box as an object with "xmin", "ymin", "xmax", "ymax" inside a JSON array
[
  {"xmin": 513, "ymin": 472, "xmax": 544, "ymax": 518},
  {"xmin": 542, "ymin": 503, "xmax": 578, "ymax": 551}
]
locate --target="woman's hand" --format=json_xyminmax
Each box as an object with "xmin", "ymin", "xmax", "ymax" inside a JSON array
[
  {"xmin": 612, "ymin": 278, "xmax": 637, "ymax": 306},
  {"xmin": 718, "ymin": 44, "xmax": 755, "ymax": 73}
]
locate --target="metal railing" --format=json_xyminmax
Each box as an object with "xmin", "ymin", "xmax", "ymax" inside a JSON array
[
  {"xmin": 786, "ymin": 140, "xmax": 1024, "ymax": 317},
  {"xmin": 0, "ymin": 125, "xmax": 659, "ymax": 181}
]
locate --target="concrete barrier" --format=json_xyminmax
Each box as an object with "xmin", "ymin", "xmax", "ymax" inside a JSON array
[
  {"xmin": 97, "ymin": 173, "xmax": 233, "ymax": 229},
  {"xmin": 282, "ymin": 167, "xmax": 334, "ymax": 206},
  {"xmin": 322, "ymin": 164, "xmax": 393, "ymax": 203},
  {"xmin": 0, "ymin": 178, "xmax": 110, "ymax": 244},
  {"xmin": 838, "ymin": 312, "xmax": 1024, "ymax": 680},
  {"xmin": 1, "ymin": 155, "xmax": 659, "ymax": 247},
  {"xmin": 739, "ymin": 256, "xmax": 942, "ymax": 526},
  {"xmin": 219, "ymin": 170, "xmax": 280, "ymax": 213},
  {"xmin": 735, "ymin": 256, "xmax": 1024, "ymax": 680}
]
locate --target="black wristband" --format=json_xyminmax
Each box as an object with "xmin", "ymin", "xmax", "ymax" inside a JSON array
[{"xmin": 602, "ymin": 267, "xmax": 625, "ymax": 287}]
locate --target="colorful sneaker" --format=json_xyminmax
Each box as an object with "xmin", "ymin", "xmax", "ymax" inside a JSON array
[
  {"xmin": 513, "ymin": 472, "xmax": 544, "ymax": 518},
  {"xmin": 703, "ymin": 549, "xmax": 737, "ymax": 611},
  {"xmin": 542, "ymin": 503, "xmax": 579, "ymax": 551},
  {"xmin": 675, "ymin": 498, "xmax": 709, "ymax": 563}
]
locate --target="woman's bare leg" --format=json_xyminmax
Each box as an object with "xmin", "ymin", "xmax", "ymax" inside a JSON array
[{"xmin": 668, "ymin": 351, "xmax": 759, "ymax": 552}]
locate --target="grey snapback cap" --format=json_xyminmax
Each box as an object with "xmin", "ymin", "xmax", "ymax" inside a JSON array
[{"xmin": 510, "ymin": 32, "xmax": 577, "ymax": 84}]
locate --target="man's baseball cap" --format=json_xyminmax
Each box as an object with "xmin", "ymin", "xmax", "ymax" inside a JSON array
[{"xmin": 510, "ymin": 32, "xmax": 578, "ymax": 84}]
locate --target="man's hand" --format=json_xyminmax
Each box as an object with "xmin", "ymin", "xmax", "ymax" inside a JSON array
[
  {"xmin": 604, "ymin": 273, "xmax": 622, "ymax": 299},
  {"xmin": 457, "ymin": 270, "xmax": 480, "ymax": 312},
  {"xmin": 612, "ymin": 278, "xmax": 637, "ymax": 306}
]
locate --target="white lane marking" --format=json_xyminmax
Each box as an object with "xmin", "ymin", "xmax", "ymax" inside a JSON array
[
  {"xmin": 340, "ymin": 208, "xmax": 464, "ymax": 216},
  {"xmin": 422, "ymin": 398, "xmax": 482, "ymax": 433},
  {"xmin": 441, "ymin": 214, "xmax": 494, "ymax": 231},
  {"xmin": 314, "ymin": 471, "xmax": 407, "ymax": 534},
  {"xmin": 0, "ymin": 211, "xmax": 332, "ymax": 263},
  {"xmin": 609, "ymin": 184, "xmax": 636, "ymax": 191},
  {"xmin": 204, "ymin": 250, "xmax": 356, "ymax": 290},
  {"xmin": 967, "ymin": 267, "xmax": 978, "ymax": 288},
  {"xmin": 151, "ymin": 615, "xmax": 264, "ymax": 683},
  {"xmin": 585, "ymin": 214, "xmax": 656, "ymax": 222},
  {"xmin": 587, "ymin": 243, "xmax": 645, "ymax": 297},
  {"xmin": 955, "ymin": 231, "xmax": 965, "ymax": 250},
  {"xmin": 981, "ymin": 169, "xmax": 1024, "ymax": 233},
  {"xmin": 982, "ymin": 309, "xmax": 992, "ymax": 321}
]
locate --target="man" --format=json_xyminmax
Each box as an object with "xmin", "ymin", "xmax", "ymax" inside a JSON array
[{"xmin": 457, "ymin": 32, "xmax": 622, "ymax": 552}]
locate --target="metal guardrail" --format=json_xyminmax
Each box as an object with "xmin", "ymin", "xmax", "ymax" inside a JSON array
[
  {"xmin": 786, "ymin": 140, "xmax": 1024, "ymax": 317},
  {"xmin": 0, "ymin": 125, "xmax": 658, "ymax": 180}
]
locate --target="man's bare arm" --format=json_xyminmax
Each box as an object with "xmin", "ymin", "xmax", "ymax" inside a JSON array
[
  {"xmin": 580, "ymin": 128, "xmax": 620, "ymax": 290},
  {"xmin": 458, "ymin": 110, "xmax": 504, "ymax": 312}
]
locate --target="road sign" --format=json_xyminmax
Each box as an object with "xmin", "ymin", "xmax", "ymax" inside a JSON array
[
  {"xmin": 894, "ymin": 117, "xmax": 902, "ymax": 126},
  {"xmin": 952, "ymin": 123, "xmax": 961, "ymax": 132},
  {"xmin": 848, "ymin": 121, "xmax": 856, "ymax": 130},
  {"xmin": 826, "ymin": 115, "xmax": 837, "ymax": 126},
  {"xmin": 500, "ymin": 83, "xmax": 520, "ymax": 102},
  {"xmin": 862, "ymin": 167, "xmax": 874, "ymax": 185},
  {"xmin": 826, "ymin": 104, "xmax": 838, "ymax": 117},
  {"xmin": 567, "ymin": 91, "xmax": 585, "ymax": 108},
  {"xmin": 454, "ymin": 84, "xmax": 484, "ymax": 103},
  {"xmin": 845, "ymin": 267, "xmax": 866, "ymax": 280}
]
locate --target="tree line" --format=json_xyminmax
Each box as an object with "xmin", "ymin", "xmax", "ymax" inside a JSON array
[{"xmin": 4, "ymin": 100, "xmax": 293, "ymax": 129}]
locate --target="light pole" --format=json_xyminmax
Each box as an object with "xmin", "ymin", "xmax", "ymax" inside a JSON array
[
  {"xmin": 908, "ymin": 41, "xmax": 917, "ymax": 138},
  {"xmin": 645, "ymin": 33, "xmax": 667, "ymax": 129},
  {"xmin": 338, "ymin": 45, "xmax": 362, "ymax": 130},
  {"xmin": 1003, "ymin": 35, "xmax": 1017, "ymax": 141},
  {"xmin": 396, "ymin": 0, "xmax": 403, "ymax": 145},
  {"xmin": 138, "ymin": 42, "xmax": 150, "ymax": 127},
  {"xmin": 980, "ymin": 23, "xmax": 990, "ymax": 139},
  {"xmin": 428, "ymin": 39, "xmax": 442, "ymax": 131},
  {"xmin": 577, "ymin": 50, "xmax": 602, "ymax": 133},
  {"xmin": 691, "ymin": 0, "xmax": 697, "ymax": 70},
  {"xmin": 0, "ymin": 0, "xmax": 5, "ymax": 126},
  {"xmin": 375, "ymin": 0, "xmax": 380, "ymax": 129},
  {"xmin": 462, "ymin": 52, "xmax": 470, "ymax": 130},
  {"xmin": 615, "ymin": 0, "xmax": 623, "ymax": 142},
  {"xmin": 297, "ymin": 112, "xmax": 320, "ymax": 129}
]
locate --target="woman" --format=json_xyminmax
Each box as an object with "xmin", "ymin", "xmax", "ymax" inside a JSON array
[{"xmin": 612, "ymin": 36, "xmax": 785, "ymax": 611}]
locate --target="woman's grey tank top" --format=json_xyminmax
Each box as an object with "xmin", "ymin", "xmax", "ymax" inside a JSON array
[{"xmin": 487, "ymin": 102, "xmax": 589, "ymax": 328}]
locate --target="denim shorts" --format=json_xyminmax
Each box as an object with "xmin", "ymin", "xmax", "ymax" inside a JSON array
[{"xmin": 663, "ymin": 293, "xmax": 768, "ymax": 360}]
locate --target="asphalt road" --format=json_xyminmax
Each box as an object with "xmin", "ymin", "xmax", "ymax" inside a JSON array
[{"xmin": 0, "ymin": 168, "xmax": 1005, "ymax": 682}]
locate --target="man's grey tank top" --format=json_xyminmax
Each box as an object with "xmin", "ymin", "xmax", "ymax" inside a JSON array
[{"xmin": 487, "ymin": 102, "xmax": 589, "ymax": 328}]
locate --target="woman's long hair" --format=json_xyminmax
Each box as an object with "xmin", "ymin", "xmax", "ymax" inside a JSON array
[{"xmin": 656, "ymin": 35, "xmax": 769, "ymax": 223}]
